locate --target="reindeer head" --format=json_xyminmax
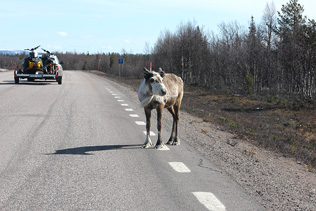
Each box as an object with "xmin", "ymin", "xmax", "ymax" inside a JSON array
[{"xmin": 143, "ymin": 67, "xmax": 167, "ymax": 96}]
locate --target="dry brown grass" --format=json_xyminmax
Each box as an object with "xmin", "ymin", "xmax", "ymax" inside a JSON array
[{"xmin": 95, "ymin": 72, "xmax": 316, "ymax": 169}]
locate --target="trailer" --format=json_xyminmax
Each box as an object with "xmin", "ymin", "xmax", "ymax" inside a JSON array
[
  {"xmin": 14, "ymin": 70, "xmax": 62, "ymax": 84},
  {"xmin": 14, "ymin": 54, "xmax": 63, "ymax": 85}
]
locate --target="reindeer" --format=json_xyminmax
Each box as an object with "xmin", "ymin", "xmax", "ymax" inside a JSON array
[{"xmin": 138, "ymin": 67, "xmax": 184, "ymax": 149}]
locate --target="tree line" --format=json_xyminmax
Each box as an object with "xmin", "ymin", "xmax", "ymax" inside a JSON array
[
  {"xmin": 0, "ymin": 51, "xmax": 148, "ymax": 79},
  {"xmin": 1, "ymin": 0, "xmax": 315, "ymax": 103},
  {"xmin": 150, "ymin": 0, "xmax": 316, "ymax": 102}
]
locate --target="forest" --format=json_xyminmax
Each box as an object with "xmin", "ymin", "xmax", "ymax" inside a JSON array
[{"xmin": 1, "ymin": 0, "xmax": 316, "ymax": 103}]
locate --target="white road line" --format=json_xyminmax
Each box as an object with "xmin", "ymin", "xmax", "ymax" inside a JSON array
[
  {"xmin": 192, "ymin": 192, "xmax": 226, "ymax": 211},
  {"xmin": 129, "ymin": 114, "xmax": 139, "ymax": 118},
  {"xmin": 114, "ymin": 96, "xmax": 120, "ymax": 98},
  {"xmin": 168, "ymin": 162, "xmax": 191, "ymax": 173},
  {"xmin": 112, "ymin": 93, "xmax": 117, "ymax": 95},
  {"xmin": 121, "ymin": 104, "xmax": 128, "ymax": 106},
  {"xmin": 125, "ymin": 108, "xmax": 133, "ymax": 111},
  {"xmin": 118, "ymin": 100, "xmax": 124, "ymax": 102},
  {"xmin": 157, "ymin": 145, "xmax": 170, "ymax": 150},
  {"xmin": 135, "ymin": 121, "xmax": 146, "ymax": 125},
  {"xmin": 142, "ymin": 131, "xmax": 156, "ymax": 136}
]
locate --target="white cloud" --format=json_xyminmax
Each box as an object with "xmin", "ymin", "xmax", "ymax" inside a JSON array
[
  {"xmin": 124, "ymin": 39, "xmax": 130, "ymax": 44},
  {"xmin": 57, "ymin": 31, "xmax": 68, "ymax": 37}
]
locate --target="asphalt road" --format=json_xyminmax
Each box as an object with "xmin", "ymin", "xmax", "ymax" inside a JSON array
[{"xmin": 0, "ymin": 70, "xmax": 264, "ymax": 210}]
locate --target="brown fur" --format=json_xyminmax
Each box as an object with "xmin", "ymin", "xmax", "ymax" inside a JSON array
[{"xmin": 138, "ymin": 67, "xmax": 184, "ymax": 148}]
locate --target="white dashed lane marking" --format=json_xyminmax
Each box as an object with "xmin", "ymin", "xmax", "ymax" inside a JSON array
[
  {"xmin": 193, "ymin": 192, "xmax": 226, "ymax": 211},
  {"xmin": 135, "ymin": 121, "xmax": 146, "ymax": 126},
  {"xmin": 142, "ymin": 131, "xmax": 156, "ymax": 136},
  {"xmin": 108, "ymin": 87, "xmax": 226, "ymax": 211},
  {"xmin": 129, "ymin": 114, "xmax": 139, "ymax": 118},
  {"xmin": 168, "ymin": 162, "xmax": 191, "ymax": 173},
  {"xmin": 157, "ymin": 145, "xmax": 170, "ymax": 150}
]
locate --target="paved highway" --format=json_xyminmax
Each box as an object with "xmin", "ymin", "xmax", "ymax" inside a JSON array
[{"xmin": 0, "ymin": 70, "xmax": 263, "ymax": 210}]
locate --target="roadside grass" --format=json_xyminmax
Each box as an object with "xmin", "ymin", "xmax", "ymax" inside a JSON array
[
  {"xmin": 94, "ymin": 71, "xmax": 316, "ymax": 170},
  {"xmin": 182, "ymin": 84, "xmax": 316, "ymax": 169}
]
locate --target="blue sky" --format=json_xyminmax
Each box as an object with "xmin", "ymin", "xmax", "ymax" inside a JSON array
[{"xmin": 1, "ymin": 0, "xmax": 315, "ymax": 54}]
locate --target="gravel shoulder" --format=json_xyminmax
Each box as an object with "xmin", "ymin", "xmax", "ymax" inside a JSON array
[{"xmin": 92, "ymin": 71, "xmax": 316, "ymax": 210}]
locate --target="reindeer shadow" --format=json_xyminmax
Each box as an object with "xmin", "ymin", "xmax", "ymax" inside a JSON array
[{"xmin": 49, "ymin": 144, "xmax": 143, "ymax": 155}]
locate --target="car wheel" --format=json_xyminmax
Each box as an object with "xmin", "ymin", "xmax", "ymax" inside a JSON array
[{"xmin": 57, "ymin": 76, "xmax": 62, "ymax": 84}]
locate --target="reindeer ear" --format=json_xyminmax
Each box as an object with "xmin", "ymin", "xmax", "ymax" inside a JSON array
[
  {"xmin": 143, "ymin": 67, "xmax": 152, "ymax": 79},
  {"xmin": 158, "ymin": 68, "xmax": 165, "ymax": 78}
]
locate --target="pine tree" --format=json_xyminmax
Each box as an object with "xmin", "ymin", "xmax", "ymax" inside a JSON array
[{"xmin": 276, "ymin": 0, "xmax": 306, "ymax": 97}]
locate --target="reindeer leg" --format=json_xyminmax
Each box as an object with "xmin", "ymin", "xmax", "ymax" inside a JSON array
[
  {"xmin": 155, "ymin": 106, "xmax": 165, "ymax": 149},
  {"xmin": 173, "ymin": 103, "xmax": 181, "ymax": 145},
  {"xmin": 166, "ymin": 107, "xmax": 176, "ymax": 145},
  {"xmin": 143, "ymin": 108, "xmax": 153, "ymax": 148}
]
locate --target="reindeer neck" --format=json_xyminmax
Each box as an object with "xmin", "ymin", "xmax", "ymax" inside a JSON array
[{"xmin": 138, "ymin": 79, "xmax": 153, "ymax": 107}]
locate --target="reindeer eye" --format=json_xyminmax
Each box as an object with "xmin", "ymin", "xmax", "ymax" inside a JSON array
[{"xmin": 150, "ymin": 78, "xmax": 155, "ymax": 83}]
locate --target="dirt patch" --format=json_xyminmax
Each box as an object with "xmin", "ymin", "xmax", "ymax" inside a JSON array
[{"xmin": 91, "ymin": 71, "xmax": 316, "ymax": 210}]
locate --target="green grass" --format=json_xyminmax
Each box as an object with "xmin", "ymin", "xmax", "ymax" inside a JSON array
[{"xmin": 219, "ymin": 117, "xmax": 239, "ymax": 128}]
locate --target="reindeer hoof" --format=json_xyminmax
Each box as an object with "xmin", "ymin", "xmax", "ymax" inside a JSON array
[
  {"xmin": 166, "ymin": 139, "xmax": 174, "ymax": 145},
  {"xmin": 155, "ymin": 143, "xmax": 165, "ymax": 149},
  {"xmin": 172, "ymin": 139, "xmax": 180, "ymax": 145},
  {"xmin": 167, "ymin": 138, "xmax": 180, "ymax": 146},
  {"xmin": 143, "ymin": 143, "xmax": 153, "ymax": 148}
]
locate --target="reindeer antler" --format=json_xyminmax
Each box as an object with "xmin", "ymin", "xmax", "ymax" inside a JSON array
[
  {"xmin": 143, "ymin": 67, "xmax": 153, "ymax": 79},
  {"xmin": 158, "ymin": 68, "xmax": 165, "ymax": 77}
]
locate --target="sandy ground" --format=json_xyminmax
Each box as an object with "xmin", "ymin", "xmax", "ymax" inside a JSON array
[{"xmin": 178, "ymin": 114, "xmax": 316, "ymax": 210}]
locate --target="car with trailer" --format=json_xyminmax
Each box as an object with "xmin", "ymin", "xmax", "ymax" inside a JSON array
[{"xmin": 14, "ymin": 46, "xmax": 63, "ymax": 84}]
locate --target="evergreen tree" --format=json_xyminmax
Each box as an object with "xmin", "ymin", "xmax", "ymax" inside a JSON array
[{"xmin": 276, "ymin": 0, "xmax": 306, "ymax": 97}]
